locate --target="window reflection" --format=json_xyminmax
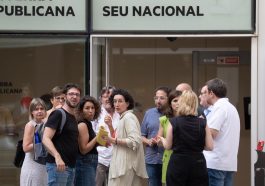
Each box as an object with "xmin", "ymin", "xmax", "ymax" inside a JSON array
[{"xmin": 0, "ymin": 37, "xmax": 87, "ymax": 184}]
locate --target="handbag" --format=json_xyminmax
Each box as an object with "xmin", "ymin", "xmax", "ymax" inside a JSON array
[{"xmin": 13, "ymin": 139, "xmax": 25, "ymax": 168}]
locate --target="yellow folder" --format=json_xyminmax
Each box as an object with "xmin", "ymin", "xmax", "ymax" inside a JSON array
[{"xmin": 96, "ymin": 126, "xmax": 108, "ymax": 146}]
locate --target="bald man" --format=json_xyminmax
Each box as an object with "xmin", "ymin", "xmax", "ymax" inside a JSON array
[
  {"xmin": 176, "ymin": 83, "xmax": 192, "ymax": 92},
  {"xmin": 176, "ymin": 83, "xmax": 206, "ymax": 119}
]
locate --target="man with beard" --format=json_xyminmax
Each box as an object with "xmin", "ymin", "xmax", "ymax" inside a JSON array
[
  {"xmin": 43, "ymin": 83, "xmax": 81, "ymax": 186},
  {"xmin": 93, "ymin": 86, "xmax": 120, "ymax": 186},
  {"xmin": 141, "ymin": 86, "xmax": 171, "ymax": 186}
]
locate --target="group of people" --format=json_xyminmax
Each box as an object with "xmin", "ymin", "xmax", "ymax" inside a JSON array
[
  {"xmin": 19, "ymin": 78, "xmax": 240, "ymax": 186},
  {"xmin": 20, "ymin": 83, "xmax": 148, "ymax": 186},
  {"xmin": 141, "ymin": 79, "xmax": 240, "ymax": 186}
]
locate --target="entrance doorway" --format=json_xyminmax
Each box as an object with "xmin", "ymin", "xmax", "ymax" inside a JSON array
[{"xmin": 90, "ymin": 36, "xmax": 251, "ymax": 186}]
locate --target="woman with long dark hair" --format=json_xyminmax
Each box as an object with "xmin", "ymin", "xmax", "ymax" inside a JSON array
[{"xmin": 75, "ymin": 95, "xmax": 102, "ymax": 186}]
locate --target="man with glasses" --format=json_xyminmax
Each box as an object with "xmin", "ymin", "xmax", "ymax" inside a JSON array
[
  {"xmin": 43, "ymin": 83, "xmax": 81, "ymax": 186},
  {"xmin": 203, "ymin": 78, "xmax": 240, "ymax": 186},
  {"xmin": 199, "ymin": 85, "xmax": 212, "ymax": 118},
  {"xmin": 141, "ymin": 86, "xmax": 171, "ymax": 186}
]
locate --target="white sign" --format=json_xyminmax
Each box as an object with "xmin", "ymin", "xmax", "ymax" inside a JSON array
[
  {"xmin": 0, "ymin": 0, "xmax": 86, "ymax": 32},
  {"xmin": 92, "ymin": 0, "xmax": 253, "ymax": 33}
]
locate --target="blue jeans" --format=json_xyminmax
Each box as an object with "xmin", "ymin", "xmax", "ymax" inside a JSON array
[
  {"xmin": 208, "ymin": 168, "xmax": 234, "ymax": 186},
  {"xmin": 46, "ymin": 163, "xmax": 75, "ymax": 186},
  {"xmin": 75, "ymin": 154, "xmax": 98, "ymax": 186},
  {"xmin": 146, "ymin": 164, "xmax": 162, "ymax": 186}
]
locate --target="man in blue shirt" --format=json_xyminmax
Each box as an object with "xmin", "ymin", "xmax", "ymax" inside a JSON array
[{"xmin": 141, "ymin": 86, "xmax": 171, "ymax": 186}]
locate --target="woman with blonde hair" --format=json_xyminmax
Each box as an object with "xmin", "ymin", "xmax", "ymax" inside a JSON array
[
  {"xmin": 20, "ymin": 98, "xmax": 48, "ymax": 186},
  {"xmin": 159, "ymin": 90, "xmax": 213, "ymax": 186}
]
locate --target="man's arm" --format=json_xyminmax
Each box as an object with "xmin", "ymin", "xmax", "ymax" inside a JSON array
[
  {"xmin": 42, "ymin": 127, "xmax": 65, "ymax": 172},
  {"xmin": 142, "ymin": 136, "xmax": 157, "ymax": 146},
  {"xmin": 141, "ymin": 111, "xmax": 156, "ymax": 146},
  {"xmin": 210, "ymin": 128, "xmax": 219, "ymax": 139},
  {"xmin": 204, "ymin": 125, "xmax": 214, "ymax": 151}
]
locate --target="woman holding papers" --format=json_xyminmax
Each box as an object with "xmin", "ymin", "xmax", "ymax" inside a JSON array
[{"xmin": 74, "ymin": 96, "xmax": 106, "ymax": 186}]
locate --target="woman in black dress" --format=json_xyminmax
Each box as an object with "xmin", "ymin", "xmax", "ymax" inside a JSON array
[{"xmin": 159, "ymin": 90, "xmax": 213, "ymax": 186}]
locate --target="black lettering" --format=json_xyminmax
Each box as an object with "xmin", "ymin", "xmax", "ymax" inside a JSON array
[
  {"xmin": 153, "ymin": 6, "xmax": 160, "ymax": 16},
  {"xmin": 103, "ymin": 6, "xmax": 110, "ymax": 16},
  {"xmin": 176, "ymin": 6, "xmax": 185, "ymax": 16},
  {"xmin": 36, "ymin": 6, "xmax": 44, "ymax": 16},
  {"xmin": 66, "ymin": 6, "xmax": 75, "ymax": 16},
  {"xmin": 120, "ymin": 6, "xmax": 128, "ymax": 16},
  {"xmin": 186, "ymin": 6, "xmax": 195, "ymax": 16},
  {"xmin": 111, "ymin": 6, "xmax": 119, "ymax": 16},
  {"xmin": 143, "ymin": 6, "xmax": 152, "ymax": 16},
  {"xmin": 0, "ymin": 6, "xmax": 3, "ymax": 13},
  {"xmin": 132, "ymin": 6, "xmax": 141, "ymax": 16},
  {"xmin": 0, "ymin": 82, "xmax": 12, "ymax": 86},
  {"xmin": 45, "ymin": 6, "xmax": 54, "ymax": 16},
  {"xmin": 6, "ymin": 5, "xmax": 13, "ymax": 16},
  {"xmin": 24, "ymin": 6, "xmax": 31, "ymax": 16},
  {"xmin": 55, "ymin": 6, "xmax": 64, "ymax": 16},
  {"xmin": 197, "ymin": 6, "xmax": 204, "ymax": 16},
  {"xmin": 16, "ymin": 6, "xmax": 23, "ymax": 16},
  {"xmin": 0, "ymin": 88, "xmax": 22, "ymax": 94},
  {"xmin": 165, "ymin": 6, "xmax": 174, "ymax": 16},
  {"xmin": 32, "ymin": 6, "xmax": 35, "ymax": 16}
]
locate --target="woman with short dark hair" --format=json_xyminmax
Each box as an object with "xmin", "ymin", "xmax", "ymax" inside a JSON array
[{"xmin": 107, "ymin": 88, "xmax": 148, "ymax": 186}]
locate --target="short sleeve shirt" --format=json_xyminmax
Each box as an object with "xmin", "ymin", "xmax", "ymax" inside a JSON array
[
  {"xmin": 141, "ymin": 108, "xmax": 164, "ymax": 164},
  {"xmin": 45, "ymin": 109, "xmax": 79, "ymax": 168},
  {"xmin": 203, "ymin": 98, "xmax": 240, "ymax": 171}
]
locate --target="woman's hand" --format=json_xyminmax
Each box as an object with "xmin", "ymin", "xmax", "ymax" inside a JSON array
[
  {"xmin": 96, "ymin": 129, "xmax": 108, "ymax": 146},
  {"xmin": 104, "ymin": 115, "xmax": 115, "ymax": 137},
  {"xmin": 146, "ymin": 137, "xmax": 158, "ymax": 147},
  {"xmin": 157, "ymin": 136, "xmax": 165, "ymax": 147}
]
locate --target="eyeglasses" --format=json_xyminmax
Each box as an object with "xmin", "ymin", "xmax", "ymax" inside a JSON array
[
  {"xmin": 67, "ymin": 92, "xmax": 80, "ymax": 97},
  {"xmin": 113, "ymin": 99, "xmax": 125, "ymax": 104},
  {"xmin": 154, "ymin": 96, "xmax": 167, "ymax": 101},
  {"xmin": 54, "ymin": 96, "xmax": 65, "ymax": 101},
  {"xmin": 200, "ymin": 92, "xmax": 208, "ymax": 96}
]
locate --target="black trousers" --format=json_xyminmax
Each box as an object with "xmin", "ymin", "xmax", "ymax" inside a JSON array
[{"xmin": 166, "ymin": 152, "xmax": 209, "ymax": 186}]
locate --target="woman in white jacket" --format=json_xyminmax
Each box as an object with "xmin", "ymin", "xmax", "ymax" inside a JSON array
[{"xmin": 107, "ymin": 88, "xmax": 148, "ymax": 186}]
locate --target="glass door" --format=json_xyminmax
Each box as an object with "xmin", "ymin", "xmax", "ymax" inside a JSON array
[{"xmin": 90, "ymin": 36, "xmax": 251, "ymax": 186}]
